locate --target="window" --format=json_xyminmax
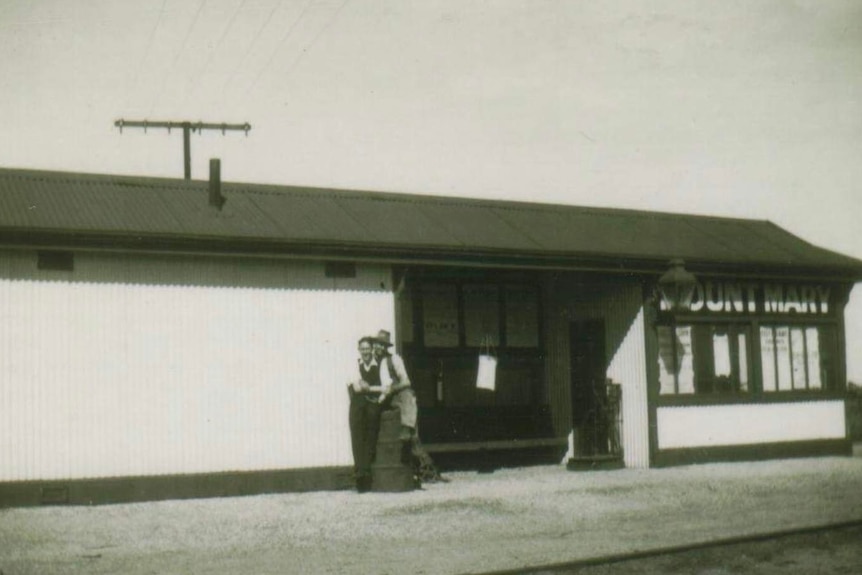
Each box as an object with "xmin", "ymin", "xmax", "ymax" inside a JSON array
[
  {"xmin": 505, "ymin": 284, "xmax": 540, "ymax": 348},
  {"xmin": 658, "ymin": 323, "xmax": 751, "ymax": 396},
  {"xmin": 463, "ymin": 284, "xmax": 499, "ymax": 347},
  {"xmin": 416, "ymin": 281, "xmax": 540, "ymax": 349},
  {"xmin": 760, "ymin": 325, "xmax": 835, "ymax": 392},
  {"xmin": 421, "ymin": 283, "xmax": 459, "ymax": 347}
]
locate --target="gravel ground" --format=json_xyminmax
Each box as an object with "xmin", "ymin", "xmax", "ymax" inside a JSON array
[{"xmin": 1, "ymin": 454, "xmax": 862, "ymax": 575}]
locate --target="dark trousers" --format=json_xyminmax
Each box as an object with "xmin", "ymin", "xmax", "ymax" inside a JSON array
[{"xmin": 348, "ymin": 392, "xmax": 382, "ymax": 486}]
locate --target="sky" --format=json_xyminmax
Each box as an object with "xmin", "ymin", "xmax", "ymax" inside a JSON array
[{"xmin": 2, "ymin": 0, "xmax": 862, "ymax": 380}]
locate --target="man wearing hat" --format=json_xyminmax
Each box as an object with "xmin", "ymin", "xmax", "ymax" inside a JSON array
[
  {"xmin": 372, "ymin": 329, "xmax": 443, "ymax": 484},
  {"xmin": 371, "ymin": 329, "xmax": 417, "ymax": 439}
]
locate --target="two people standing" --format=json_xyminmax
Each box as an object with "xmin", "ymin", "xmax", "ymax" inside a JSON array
[{"xmin": 348, "ymin": 329, "xmax": 418, "ymax": 492}]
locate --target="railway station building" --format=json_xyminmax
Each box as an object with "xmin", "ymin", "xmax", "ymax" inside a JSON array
[{"xmin": 1, "ymin": 166, "xmax": 859, "ymax": 506}]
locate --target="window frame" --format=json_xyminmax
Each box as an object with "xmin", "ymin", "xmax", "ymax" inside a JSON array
[
  {"xmin": 657, "ymin": 320, "xmax": 752, "ymax": 397},
  {"xmin": 758, "ymin": 322, "xmax": 837, "ymax": 394},
  {"xmin": 655, "ymin": 314, "xmax": 843, "ymax": 406},
  {"xmin": 408, "ymin": 277, "xmax": 544, "ymax": 355}
]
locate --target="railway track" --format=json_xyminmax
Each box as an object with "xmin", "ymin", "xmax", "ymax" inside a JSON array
[{"xmin": 471, "ymin": 518, "xmax": 862, "ymax": 575}]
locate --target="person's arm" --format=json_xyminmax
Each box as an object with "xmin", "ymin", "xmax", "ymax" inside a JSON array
[
  {"xmin": 391, "ymin": 354, "xmax": 411, "ymax": 389},
  {"xmin": 380, "ymin": 355, "xmax": 411, "ymax": 401},
  {"xmin": 349, "ymin": 379, "xmax": 378, "ymax": 394}
]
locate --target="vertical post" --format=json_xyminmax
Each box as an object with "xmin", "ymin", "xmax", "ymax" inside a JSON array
[
  {"xmin": 183, "ymin": 123, "xmax": 191, "ymax": 180},
  {"xmin": 209, "ymin": 158, "xmax": 224, "ymax": 209}
]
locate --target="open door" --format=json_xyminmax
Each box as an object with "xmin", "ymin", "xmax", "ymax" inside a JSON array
[{"xmin": 570, "ymin": 320, "xmax": 610, "ymax": 457}]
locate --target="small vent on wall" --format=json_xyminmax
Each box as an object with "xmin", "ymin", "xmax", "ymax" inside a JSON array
[
  {"xmin": 37, "ymin": 251, "xmax": 74, "ymax": 272},
  {"xmin": 40, "ymin": 485, "xmax": 69, "ymax": 505},
  {"xmin": 325, "ymin": 262, "xmax": 357, "ymax": 279}
]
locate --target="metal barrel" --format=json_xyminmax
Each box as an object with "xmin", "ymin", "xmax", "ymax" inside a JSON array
[{"xmin": 371, "ymin": 408, "xmax": 416, "ymax": 492}]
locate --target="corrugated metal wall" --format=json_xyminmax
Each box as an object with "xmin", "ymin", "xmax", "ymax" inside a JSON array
[
  {"xmin": 546, "ymin": 276, "xmax": 650, "ymax": 468},
  {"xmin": 0, "ymin": 250, "xmax": 394, "ymax": 482},
  {"xmin": 657, "ymin": 401, "xmax": 846, "ymax": 449}
]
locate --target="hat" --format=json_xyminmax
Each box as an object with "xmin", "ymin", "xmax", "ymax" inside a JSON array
[{"xmin": 371, "ymin": 329, "xmax": 394, "ymax": 347}]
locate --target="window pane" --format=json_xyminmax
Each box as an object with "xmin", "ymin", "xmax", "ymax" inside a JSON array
[
  {"xmin": 760, "ymin": 327, "xmax": 777, "ymax": 392},
  {"xmin": 422, "ymin": 284, "xmax": 459, "ymax": 347},
  {"xmin": 712, "ymin": 329, "xmax": 732, "ymax": 393},
  {"xmin": 657, "ymin": 326, "xmax": 676, "ymax": 395},
  {"xmin": 790, "ymin": 328, "xmax": 808, "ymax": 390},
  {"xmin": 677, "ymin": 326, "xmax": 695, "ymax": 394},
  {"xmin": 806, "ymin": 327, "xmax": 822, "ymax": 390},
  {"xmin": 713, "ymin": 331, "xmax": 731, "ymax": 377},
  {"xmin": 775, "ymin": 327, "xmax": 793, "ymax": 391},
  {"xmin": 464, "ymin": 284, "xmax": 499, "ymax": 347},
  {"xmin": 504, "ymin": 285, "xmax": 539, "ymax": 348},
  {"xmin": 737, "ymin": 331, "xmax": 749, "ymax": 391},
  {"xmin": 819, "ymin": 326, "xmax": 836, "ymax": 391}
]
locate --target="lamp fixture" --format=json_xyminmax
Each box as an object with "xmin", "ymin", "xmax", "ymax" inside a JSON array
[{"xmin": 657, "ymin": 259, "xmax": 698, "ymax": 313}]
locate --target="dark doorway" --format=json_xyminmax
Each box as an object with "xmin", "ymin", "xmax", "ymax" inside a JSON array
[{"xmin": 570, "ymin": 320, "xmax": 609, "ymax": 457}]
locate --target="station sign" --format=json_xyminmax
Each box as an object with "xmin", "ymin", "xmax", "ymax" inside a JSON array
[{"xmin": 662, "ymin": 281, "xmax": 833, "ymax": 315}]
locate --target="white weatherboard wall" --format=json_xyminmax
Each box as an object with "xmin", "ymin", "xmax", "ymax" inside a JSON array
[
  {"xmin": 547, "ymin": 278, "xmax": 650, "ymax": 468},
  {"xmin": 657, "ymin": 401, "xmax": 846, "ymax": 449},
  {"xmin": 0, "ymin": 251, "xmax": 393, "ymax": 482}
]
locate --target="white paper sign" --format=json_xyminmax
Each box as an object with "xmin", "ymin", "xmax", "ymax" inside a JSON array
[
  {"xmin": 676, "ymin": 326, "xmax": 695, "ymax": 394},
  {"xmin": 476, "ymin": 354, "xmax": 497, "ymax": 391}
]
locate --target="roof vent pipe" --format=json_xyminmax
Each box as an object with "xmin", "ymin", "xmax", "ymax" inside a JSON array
[{"xmin": 209, "ymin": 158, "xmax": 225, "ymax": 210}]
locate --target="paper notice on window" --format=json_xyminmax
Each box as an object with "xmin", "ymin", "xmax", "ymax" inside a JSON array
[
  {"xmin": 806, "ymin": 327, "xmax": 822, "ymax": 389},
  {"xmin": 790, "ymin": 328, "xmax": 807, "ymax": 390},
  {"xmin": 712, "ymin": 332, "xmax": 731, "ymax": 378},
  {"xmin": 657, "ymin": 326, "xmax": 676, "ymax": 395},
  {"xmin": 760, "ymin": 327, "xmax": 776, "ymax": 392},
  {"xmin": 737, "ymin": 332, "xmax": 749, "ymax": 391},
  {"xmin": 476, "ymin": 354, "xmax": 497, "ymax": 391},
  {"xmin": 422, "ymin": 284, "xmax": 459, "ymax": 347},
  {"xmin": 775, "ymin": 327, "xmax": 792, "ymax": 391},
  {"xmin": 676, "ymin": 326, "xmax": 695, "ymax": 394}
]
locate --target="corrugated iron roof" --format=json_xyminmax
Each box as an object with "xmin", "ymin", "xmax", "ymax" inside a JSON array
[{"xmin": 1, "ymin": 167, "xmax": 860, "ymax": 278}]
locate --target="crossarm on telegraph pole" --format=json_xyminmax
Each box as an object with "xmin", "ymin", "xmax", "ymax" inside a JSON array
[{"xmin": 114, "ymin": 119, "xmax": 252, "ymax": 180}]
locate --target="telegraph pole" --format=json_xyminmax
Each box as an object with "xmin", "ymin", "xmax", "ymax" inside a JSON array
[{"xmin": 114, "ymin": 119, "xmax": 252, "ymax": 180}]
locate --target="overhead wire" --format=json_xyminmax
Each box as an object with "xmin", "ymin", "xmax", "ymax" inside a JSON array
[
  {"xmin": 236, "ymin": 0, "xmax": 352, "ymax": 109},
  {"xmin": 147, "ymin": 0, "xmax": 208, "ymax": 116},
  {"xmin": 278, "ymin": 0, "xmax": 351, "ymax": 84},
  {"xmin": 236, "ymin": 0, "xmax": 317, "ymax": 103},
  {"xmin": 219, "ymin": 0, "xmax": 287, "ymax": 109},
  {"xmin": 177, "ymin": 0, "xmax": 250, "ymax": 112},
  {"xmin": 125, "ymin": 0, "xmax": 168, "ymax": 112}
]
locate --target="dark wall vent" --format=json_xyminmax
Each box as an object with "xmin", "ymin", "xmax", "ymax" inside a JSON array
[
  {"xmin": 325, "ymin": 262, "xmax": 357, "ymax": 278},
  {"xmin": 37, "ymin": 251, "xmax": 74, "ymax": 272}
]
